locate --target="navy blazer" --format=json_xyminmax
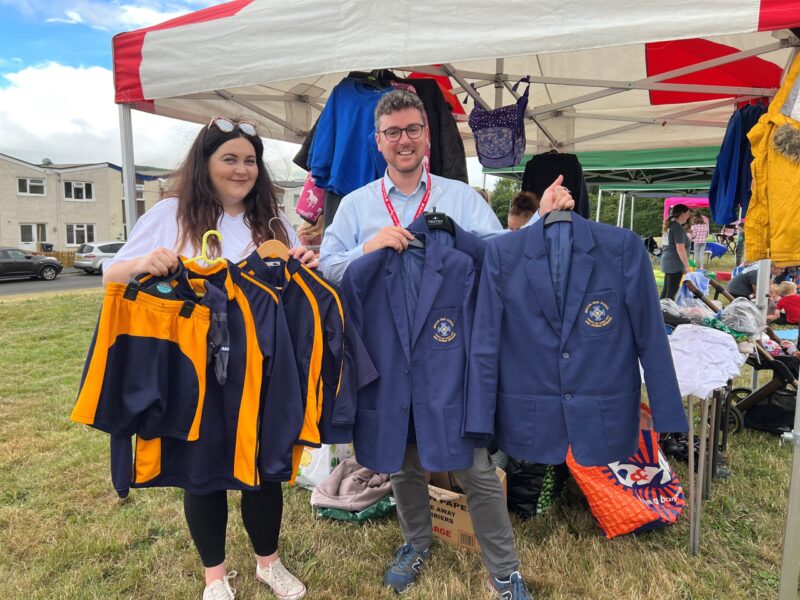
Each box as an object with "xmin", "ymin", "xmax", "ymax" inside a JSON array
[
  {"xmin": 342, "ymin": 233, "xmax": 479, "ymax": 474},
  {"xmin": 467, "ymin": 214, "xmax": 688, "ymax": 467}
]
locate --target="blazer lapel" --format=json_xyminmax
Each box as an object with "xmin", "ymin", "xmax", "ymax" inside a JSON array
[
  {"xmin": 410, "ymin": 239, "xmax": 445, "ymax": 349},
  {"xmin": 559, "ymin": 216, "xmax": 596, "ymax": 348},
  {"xmin": 384, "ymin": 252, "xmax": 412, "ymax": 365},
  {"xmin": 524, "ymin": 222, "xmax": 561, "ymax": 338}
]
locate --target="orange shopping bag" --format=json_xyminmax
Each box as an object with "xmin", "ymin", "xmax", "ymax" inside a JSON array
[{"xmin": 566, "ymin": 405, "xmax": 685, "ymax": 539}]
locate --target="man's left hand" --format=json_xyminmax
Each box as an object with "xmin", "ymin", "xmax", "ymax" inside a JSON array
[
  {"xmin": 538, "ymin": 174, "xmax": 575, "ymax": 215},
  {"xmin": 289, "ymin": 245, "xmax": 319, "ymax": 269}
]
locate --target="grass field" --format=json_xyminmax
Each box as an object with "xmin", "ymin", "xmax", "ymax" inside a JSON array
[{"xmin": 0, "ymin": 289, "xmax": 795, "ymax": 599}]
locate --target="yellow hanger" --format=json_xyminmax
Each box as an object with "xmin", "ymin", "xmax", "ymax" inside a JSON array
[{"xmin": 185, "ymin": 230, "xmax": 225, "ymax": 266}]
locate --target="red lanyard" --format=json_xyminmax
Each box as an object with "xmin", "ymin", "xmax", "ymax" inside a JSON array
[{"xmin": 380, "ymin": 171, "xmax": 432, "ymax": 227}]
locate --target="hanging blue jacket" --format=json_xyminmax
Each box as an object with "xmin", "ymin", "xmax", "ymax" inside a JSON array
[
  {"xmin": 709, "ymin": 104, "xmax": 766, "ymax": 224},
  {"xmin": 467, "ymin": 214, "xmax": 688, "ymax": 467}
]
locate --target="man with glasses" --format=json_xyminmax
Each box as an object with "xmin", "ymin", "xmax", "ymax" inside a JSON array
[{"xmin": 320, "ymin": 89, "xmax": 571, "ymax": 599}]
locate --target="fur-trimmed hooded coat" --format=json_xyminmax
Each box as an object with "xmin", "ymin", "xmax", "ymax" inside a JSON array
[{"xmin": 746, "ymin": 53, "xmax": 800, "ymax": 267}]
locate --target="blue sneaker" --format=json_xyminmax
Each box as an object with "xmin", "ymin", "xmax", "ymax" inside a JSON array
[
  {"xmin": 488, "ymin": 571, "xmax": 532, "ymax": 600},
  {"xmin": 383, "ymin": 543, "xmax": 430, "ymax": 593}
]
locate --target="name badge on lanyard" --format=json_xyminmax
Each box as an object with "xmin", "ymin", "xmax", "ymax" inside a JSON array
[{"xmin": 380, "ymin": 171, "xmax": 432, "ymax": 226}]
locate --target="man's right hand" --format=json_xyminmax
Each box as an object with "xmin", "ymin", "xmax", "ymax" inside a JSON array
[
  {"xmin": 363, "ymin": 226, "xmax": 415, "ymax": 254},
  {"xmin": 134, "ymin": 247, "xmax": 179, "ymax": 276}
]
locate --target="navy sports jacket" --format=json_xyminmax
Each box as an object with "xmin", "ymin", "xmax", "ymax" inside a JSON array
[{"xmin": 109, "ymin": 260, "xmax": 304, "ymax": 496}]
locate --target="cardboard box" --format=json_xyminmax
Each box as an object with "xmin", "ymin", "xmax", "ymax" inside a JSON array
[{"xmin": 427, "ymin": 468, "xmax": 507, "ymax": 553}]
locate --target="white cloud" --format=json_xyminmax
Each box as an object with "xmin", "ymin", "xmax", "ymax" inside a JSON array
[
  {"xmin": 0, "ymin": 62, "xmax": 300, "ymax": 178},
  {"xmin": 3, "ymin": 1, "xmax": 222, "ymax": 32},
  {"xmin": 45, "ymin": 10, "xmax": 85, "ymax": 25}
]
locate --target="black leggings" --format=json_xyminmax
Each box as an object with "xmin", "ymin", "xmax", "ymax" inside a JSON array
[
  {"xmin": 184, "ymin": 482, "xmax": 283, "ymax": 568},
  {"xmin": 660, "ymin": 271, "xmax": 683, "ymax": 301}
]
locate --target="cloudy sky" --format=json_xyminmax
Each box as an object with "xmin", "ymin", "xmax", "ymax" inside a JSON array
[
  {"xmin": 0, "ymin": 0, "xmax": 321, "ymax": 179},
  {"xmin": 0, "ymin": 0, "xmax": 488, "ymax": 184}
]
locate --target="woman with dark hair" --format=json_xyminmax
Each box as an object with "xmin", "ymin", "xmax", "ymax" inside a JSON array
[
  {"xmin": 104, "ymin": 117, "xmax": 311, "ymax": 600},
  {"xmin": 508, "ymin": 191, "xmax": 539, "ymax": 230},
  {"xmin": 660, "ymin": 203, "xmax": 691, "ymax": 300}
]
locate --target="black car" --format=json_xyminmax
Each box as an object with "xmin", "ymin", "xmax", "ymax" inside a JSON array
[{"xmin": 0, "ymin": 247, "xmax": 63, "ymax": 280}]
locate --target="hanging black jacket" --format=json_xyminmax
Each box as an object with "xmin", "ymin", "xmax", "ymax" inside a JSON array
[{"xmin": 522, "ymin": 152, "xmax": 590, "ymax": 218}]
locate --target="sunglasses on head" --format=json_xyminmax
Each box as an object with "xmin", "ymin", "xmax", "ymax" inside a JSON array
[{"xmin": 208, "ymin": 116, "xmax": 257, "ymax": 137}]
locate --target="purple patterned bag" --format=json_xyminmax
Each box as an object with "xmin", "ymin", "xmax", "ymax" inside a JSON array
[{"xmin": 468, "ymin": 77, "xmax": 530, "ymax": 168}]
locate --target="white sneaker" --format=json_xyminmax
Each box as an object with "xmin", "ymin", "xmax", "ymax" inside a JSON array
[
  {"xmin": 256, "ymin": 558, "xmax": 306, "ymax": 600},
  {"xmin": 202, "ymin": 571, "xmax": 237, "ymax": 600}
]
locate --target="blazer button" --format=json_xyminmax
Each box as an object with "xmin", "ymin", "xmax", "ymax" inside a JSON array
[
  {"xmin": 404, "ymin": 369, "xmax": 409, "ymax": 375},
  {"xmin": 562, "ymin": 352, "xmax": 570, "ymax": 359},
  {"xmin": 564, "ymin": 393, "xmax": 572, "ymax": 400}
]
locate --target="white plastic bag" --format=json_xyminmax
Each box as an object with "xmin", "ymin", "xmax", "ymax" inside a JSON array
[{"xmin": 295, "ymin": 443, "xmax": 355, "ymax": 490}]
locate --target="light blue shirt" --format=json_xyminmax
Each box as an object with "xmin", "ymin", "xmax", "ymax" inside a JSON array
[{"xmin": 320, "ymin": 168, "xmax": 505, "ymax": 283}]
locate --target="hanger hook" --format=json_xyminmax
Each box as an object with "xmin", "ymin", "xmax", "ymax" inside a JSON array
[{"xmin": 268, "ymin": 216, "xmax": 282, "ymax": 240}]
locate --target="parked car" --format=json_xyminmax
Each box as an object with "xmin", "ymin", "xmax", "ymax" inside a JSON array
[
  {"xmin": 0, "ymin": 247, "xmax": 63, "ymax": 280},
  {"xmin": 74, "ymin": 241, "xmax": 126, "ymax": 274}
]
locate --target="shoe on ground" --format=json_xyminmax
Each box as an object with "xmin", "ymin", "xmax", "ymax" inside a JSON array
[
  {"xmin": 487, "ymin": 571, "xmax": 532, "ymax": 600},
  {"xmin": 203, "ymin": 571, "xmax": 237, "ymax": 600},
  {"xmin": 383, "ymin": 543, "xmax": 430, "ymax": 594},
  {"xmin": 256, "ymin": 558, "xmax": 306, "ymax": 600}
]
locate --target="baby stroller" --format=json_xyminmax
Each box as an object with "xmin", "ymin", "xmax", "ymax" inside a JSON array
[
  {"xmin": 643, "ymin": 235, "xmax": 662, "ymax": 258},
  {"xmin": 702, "ymin": 278, "xmax": 799, "ymax": 434},
  {"xmin": 726, "ymin": 331, "xmax": 798, "ymax": 435}
]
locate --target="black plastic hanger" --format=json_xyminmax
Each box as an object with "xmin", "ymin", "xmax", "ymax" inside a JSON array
[
  {"xmin": 424, "ymin": 211, "xmax": 456, "ymax": 236},
  {"xmin": 407, "ymin": 235, "xmax": 425, "ymax": 249},
  {"xmin": 544, "ymin": 210, "xmax": 572, "ymax": 226},
  {"xmin": 346, "ymin": 71, "xmax": 384, "ymax": 90},
  {"xmin": 371, "ymin": 68, "xmax": 402, "ymax": 86}
]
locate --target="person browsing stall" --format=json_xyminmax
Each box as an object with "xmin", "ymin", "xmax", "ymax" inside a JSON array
[
  {"xmin": 659, "ymin": 204, "xmax": 691, "ymax": 300},
  {"xmin": 689, "ymin": 212, "xmax": 709, "ymax": 269},
  {"xmin": 726, "ymin": 263, "xmax": 785, "ymax": 299},
  {"xmin": 104, "ymin": 117, "xmax": 315, "ymax": 600},
  {"xmin": 320, "ymin": 89, "xmax": 574, "ymax": 600},
  {"xmin": 508, "ymin": 191, "xmax": 540, "ymax": 231}
]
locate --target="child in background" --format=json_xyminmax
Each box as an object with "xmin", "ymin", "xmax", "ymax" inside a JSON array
[
  {"xmin": 775, "ymin": 281, "xmax": 800, "ymax": 324},
  {"xmin": 689, "ymin": 213, "xmax": 709, "ymax": 269},
  {"xmin": 767, "ymin": 284, "xmax": 781, "ymax": 323}
]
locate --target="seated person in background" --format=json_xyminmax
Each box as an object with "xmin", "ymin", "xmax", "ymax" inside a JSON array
[
  {"xmin": 727, "ymin": 263, "xmax": 784, "ymax": 298},
  {"xmin": 775, "ymin": 281, "xmax": 800, "ymax": 325},
  {"xmin": 507, "ymin": 191, "xmax": 539, "ymax": 230}
]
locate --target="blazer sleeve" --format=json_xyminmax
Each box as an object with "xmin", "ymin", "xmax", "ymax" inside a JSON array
[
  {"xmin": 465, "ymin": 242, "xmax": 504, "ymax": 435},
  {"xmin": 261, "ymin": 298, "xmax": 306, "ymax": 448},
  {"xmin": 622, "ymin": 231, "xmax": 688, "ymax": 432}
]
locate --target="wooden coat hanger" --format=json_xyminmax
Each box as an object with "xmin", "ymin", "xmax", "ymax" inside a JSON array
[{"xmin": 257, "ymin": 218, "xmax": 289, "ymax": 260}]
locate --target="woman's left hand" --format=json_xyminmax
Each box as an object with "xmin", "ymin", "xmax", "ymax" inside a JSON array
[{"xmin": 289, "ymin": 245, "xmax": 319, "ymax": 269}]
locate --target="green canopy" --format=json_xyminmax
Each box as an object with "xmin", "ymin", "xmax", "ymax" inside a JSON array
[{"xmin": 483, "ymin": 146, "xmax": 718, "ymax": 190}]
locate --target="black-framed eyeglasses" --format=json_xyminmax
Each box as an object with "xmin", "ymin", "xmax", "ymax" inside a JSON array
[
  {"xmin": 208, "ymin": 116, "xmax": 258, "ymax": 137},
  {"xmin": 379, "ymin": 123, "xmax": 425, "ymax": 142}
]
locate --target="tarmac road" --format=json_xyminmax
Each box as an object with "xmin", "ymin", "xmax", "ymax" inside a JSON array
[{"xmin": 0, "ymin": 268, "xmax": 103, "ymax": 297}]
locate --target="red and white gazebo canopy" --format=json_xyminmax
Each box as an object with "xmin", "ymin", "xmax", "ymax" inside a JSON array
[{"xmin": 113, "ymin": 0, "xmax": 800, "ymax": 153}]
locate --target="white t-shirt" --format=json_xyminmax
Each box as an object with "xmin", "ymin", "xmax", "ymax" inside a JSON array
[{"xmin": 107, "ymin": 197, "xmax": 300, "ymax": 268}]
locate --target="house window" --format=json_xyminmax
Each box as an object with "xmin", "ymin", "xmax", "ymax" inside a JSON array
[
  {"xmin": 66, "ymin": 224, "xmax": 95, "ymax": 245},
  {"xmin": 17, "ymin": 177, "xmax": 45, "ymax": 195},
  {"xmin": 64, "ymin": 181, "xmax": 94, "ymax": 200},
  {"xmin": 136, "ymin": 183, "xmax": 144, "ymax": 199},
  {"xmin": 20, "ymin": 223, "xmax": 47, "ymax": 243}
]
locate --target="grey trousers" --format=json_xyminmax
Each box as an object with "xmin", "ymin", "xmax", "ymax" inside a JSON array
[{"xmin": 390, "ymin": 444, "xmax": 519, "ymax": 578}]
